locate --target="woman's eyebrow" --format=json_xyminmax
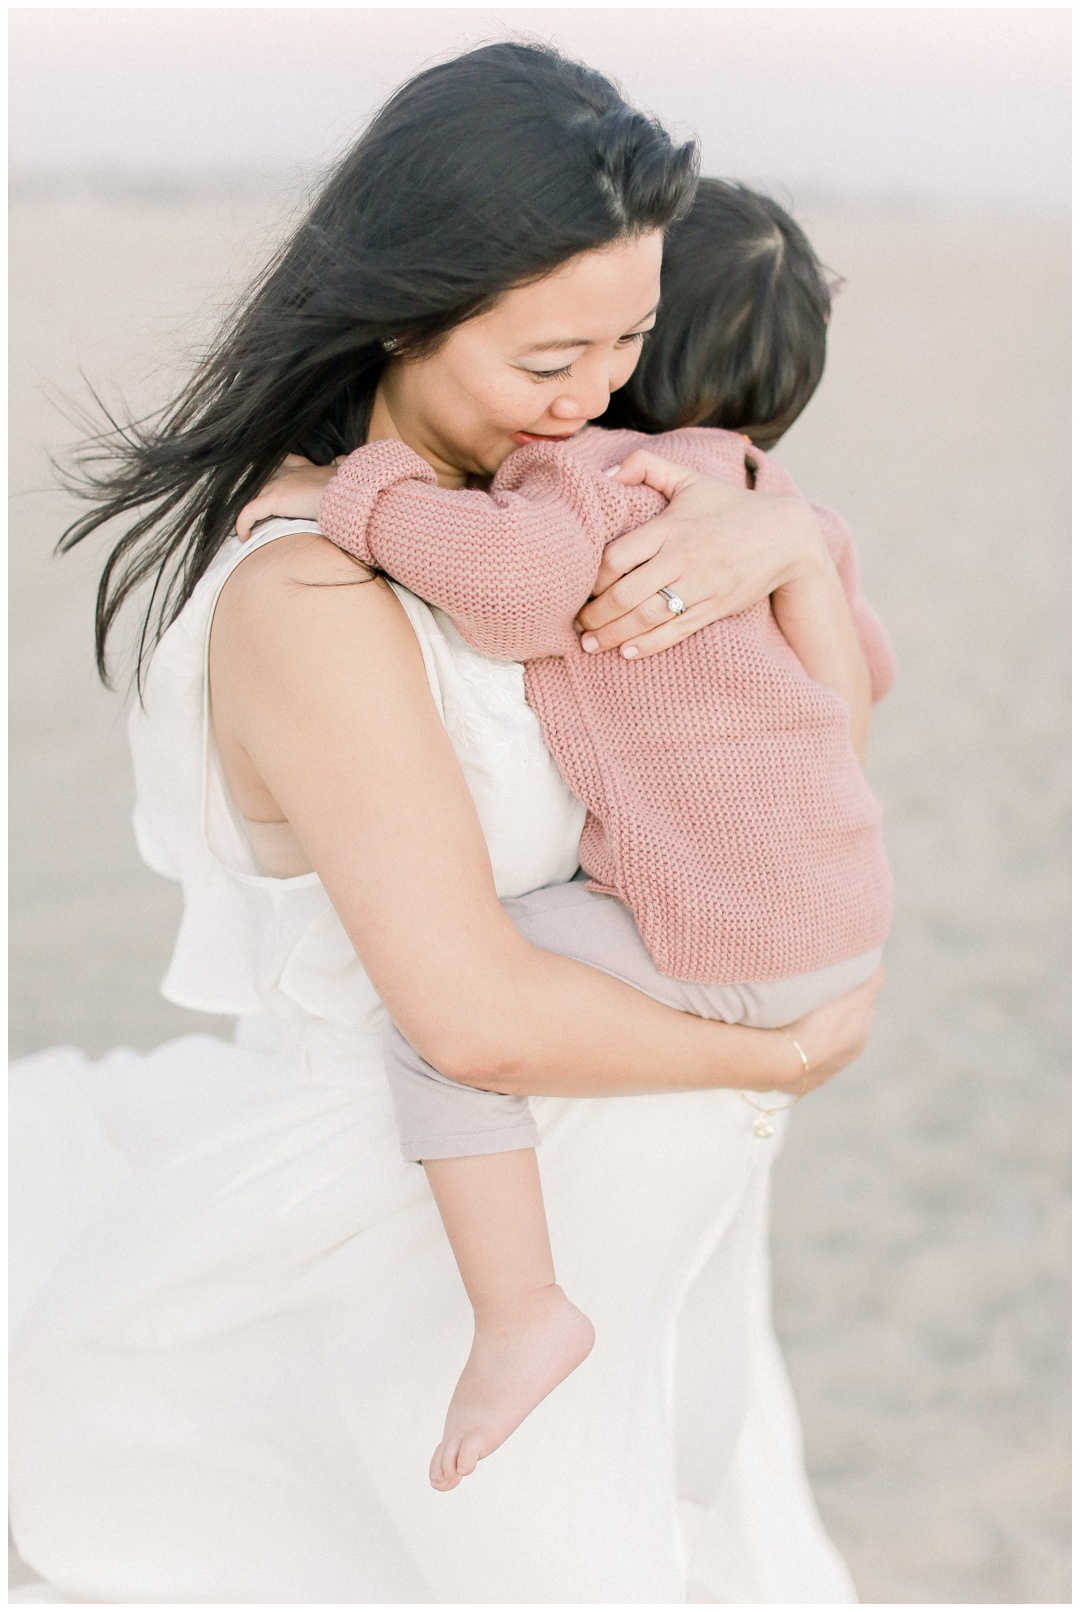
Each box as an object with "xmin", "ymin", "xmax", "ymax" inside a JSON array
[
  {"xmin": 525, "ymin": 337, "xmax": 594, "ymax": 354},
  {"xmin": 522, "ymin": 305, "xmax": 660, "ymax": 354}
]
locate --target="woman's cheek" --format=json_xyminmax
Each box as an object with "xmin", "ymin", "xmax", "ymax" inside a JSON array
[{"xmin": 485, "ymin": 377, "xmax": 545, "ymax": 433}]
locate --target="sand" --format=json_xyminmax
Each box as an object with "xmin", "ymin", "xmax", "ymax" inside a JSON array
[{"xmin": 8, "ymin": 186, "xmax": 1069, "ymax": 1603}]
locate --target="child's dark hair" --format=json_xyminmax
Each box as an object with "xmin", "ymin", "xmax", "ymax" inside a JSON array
[{"xmin": 604, "ymin": 179, "xmax": 833, "ymax": 449}]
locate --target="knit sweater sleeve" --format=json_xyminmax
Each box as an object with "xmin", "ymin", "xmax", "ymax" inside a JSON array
[
  {"xmin": 809, "ymin": 502, "xmax": 896, "ymax": 703},
  {"xmin": 318, "ymin": 437, "xmax": 656, "ymax": 660}
]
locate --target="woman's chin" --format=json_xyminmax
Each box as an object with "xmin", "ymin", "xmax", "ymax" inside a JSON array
[{"xmin": 466, "ymin": 437, "xmax": 522, "ymax": 477}]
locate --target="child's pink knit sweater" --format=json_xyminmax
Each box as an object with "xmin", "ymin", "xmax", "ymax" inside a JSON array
[{"xmin": 320, "ymin": 425, "xmax": 894, "ymax": 983}]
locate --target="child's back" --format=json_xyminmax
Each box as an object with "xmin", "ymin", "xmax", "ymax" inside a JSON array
[{"xmin": 524, "ymin": 424, "xmax": 892, "ymax": 981}]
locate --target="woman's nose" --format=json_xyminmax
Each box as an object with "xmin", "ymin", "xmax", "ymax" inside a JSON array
[{"xmin": 550, "ymin": 371, "xmax": 613, "ymax": 423}]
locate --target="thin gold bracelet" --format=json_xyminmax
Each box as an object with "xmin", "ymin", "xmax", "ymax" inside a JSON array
[{"xmin": 738, "ymin": 1031, "xmax": 811, "ymax": 1138}]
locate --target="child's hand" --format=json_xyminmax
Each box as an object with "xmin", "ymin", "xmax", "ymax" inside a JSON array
[{"xmin": 236, "ymin": 455, "xmax": 341, "ymax": 542}]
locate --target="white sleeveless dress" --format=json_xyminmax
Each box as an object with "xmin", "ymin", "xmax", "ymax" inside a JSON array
[{"xmin": 9, "ymin": 521, "xmax": 857, "ymax": 1604}]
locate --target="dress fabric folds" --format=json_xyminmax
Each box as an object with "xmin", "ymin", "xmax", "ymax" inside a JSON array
[{"xmin": 9, "ymin": 520, "xmax": 857, "ymax": 1604}]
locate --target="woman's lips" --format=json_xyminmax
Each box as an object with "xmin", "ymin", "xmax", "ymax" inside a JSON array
[{"xmin": 510, "ymin": 429, "xmax": 582, "ymax": 447}]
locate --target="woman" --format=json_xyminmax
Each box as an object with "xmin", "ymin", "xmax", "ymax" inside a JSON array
[{"xmin": 11, "ymin": 44, "xmax": 877, "ymax": 1603}]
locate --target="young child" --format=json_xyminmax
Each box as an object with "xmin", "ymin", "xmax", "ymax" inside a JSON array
[{"xmin": 240, "ymin": 180, "xmax": 893, "ymax": 1490}]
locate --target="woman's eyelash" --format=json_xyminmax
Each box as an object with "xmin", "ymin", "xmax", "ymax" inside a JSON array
[{"xmin": 528, "ymin": 331, "xmax": 649, "ymax": 383}]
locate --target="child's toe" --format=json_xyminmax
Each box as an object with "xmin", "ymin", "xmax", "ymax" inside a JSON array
[
  {"xmin": 430, "ymin": 1435, "xmax": 463, "ymax": 1491},
  {"xmin": 456, "ymin": 1430, "xmax": 485, "ymax": 1477}
]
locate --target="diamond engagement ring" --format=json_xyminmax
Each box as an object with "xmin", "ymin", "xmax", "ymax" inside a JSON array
[{"xmin": 658, "ymin": 587, "xmax": 686, "ymax": 616}]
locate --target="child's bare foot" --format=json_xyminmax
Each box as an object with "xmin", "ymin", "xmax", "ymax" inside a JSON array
[{"xmin": 430, "ymin": 1284, "xmax": 594, "ymax": 1491}]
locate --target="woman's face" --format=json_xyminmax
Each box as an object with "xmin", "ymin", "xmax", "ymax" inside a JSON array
[{"xmin": 373, "ymin": 231, "xmax": 664, "ymax": 486}]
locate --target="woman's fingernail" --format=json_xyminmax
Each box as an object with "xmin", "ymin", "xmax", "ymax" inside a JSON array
[
  {"xmin": 581, "ymin": 635, "xmax": 599, "ymax": 653},
  {"xmin": 621, "ymin": 644, "xmax": 638, "ymax": 659},
  {"xmin": 604, "ymin": 464, "xmax": 622, "ymax": 477}
]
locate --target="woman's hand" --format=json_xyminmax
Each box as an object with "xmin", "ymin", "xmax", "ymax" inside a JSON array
[
  {"xmin": 576, "ymin": 448, "xmax": 826, "ymax": 660},
  {"xmin": 756, "ymin": 966, "xmax": 885, "ymax": 1098},
  {"xmin": 235, "ymin": 454, "xmax": 339, "ymax": 542}
]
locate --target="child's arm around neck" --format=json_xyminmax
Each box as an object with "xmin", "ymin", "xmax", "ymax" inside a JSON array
[{"xmin": 319, "ymin": 433, "xmax": 663, "ymax": 661}]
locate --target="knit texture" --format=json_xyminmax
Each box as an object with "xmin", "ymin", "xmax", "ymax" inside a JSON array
[{"xmin": 320, "ymin": 426, "xmax": 894, "ymax": 982}]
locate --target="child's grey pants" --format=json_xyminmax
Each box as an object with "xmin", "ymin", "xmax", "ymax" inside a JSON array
[{"xmin": 382, "ymin": 878, "xmax": 882, "ymax": 1162}]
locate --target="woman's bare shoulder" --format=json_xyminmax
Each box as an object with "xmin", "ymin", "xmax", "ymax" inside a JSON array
[
  {"xmin": 214, "ymin": 531, "xmax": 404, "ymax": 645},
  {"xmin": 209, "ymin": 531, "xmax": 436, "ymax": 818},
  {"xmin": 211, "ymin": 529, "xmax": 426, "ymax": 711},
  {"xmin": 219, "ymin": 529, "xmax": 373, "ymax": 604}
]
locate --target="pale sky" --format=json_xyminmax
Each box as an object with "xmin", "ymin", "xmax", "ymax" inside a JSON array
[{"xmin": 9, "ymin": 7, "xmax": 1071, "ymax": 210}]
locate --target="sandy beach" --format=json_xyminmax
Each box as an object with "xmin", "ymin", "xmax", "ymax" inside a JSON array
[{"xmin": 9, "ymin": 187, "xmax": 1069, "ymax": 1602}]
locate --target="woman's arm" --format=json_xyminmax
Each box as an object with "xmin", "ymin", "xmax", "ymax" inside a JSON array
[{"xmin": 210, "ymin": 533, "xmax": 878, "ymax": 1101}]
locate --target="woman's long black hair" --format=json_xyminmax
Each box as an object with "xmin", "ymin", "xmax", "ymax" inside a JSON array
[{"xmin": 59, "ymin": 41, "xmax": 698, "ymax": 683}]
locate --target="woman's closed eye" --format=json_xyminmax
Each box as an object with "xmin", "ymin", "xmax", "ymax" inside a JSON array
[{"xmin": 523, "ymin": 328, "xmax": 651, "ymax": 383}]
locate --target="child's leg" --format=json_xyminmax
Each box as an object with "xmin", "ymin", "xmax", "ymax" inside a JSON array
[
  {"xmin": 379, "ymin": 880, "xmax": 703, "ymax": 1491},
  {"xmin": 422, "ymin": 1150, "xmax": 594, "ymax": 1491},
  {"xmin": 382, "ymin": 1000, "xmax": 591, "ymax": 1491},
  {"xmin": 382, "ymin": 1013, "xmax": 541, "ymax": 1163},
  {"xmin": 380, "ymin": 1012, "xmax": 591, "ymax": 1492}
]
